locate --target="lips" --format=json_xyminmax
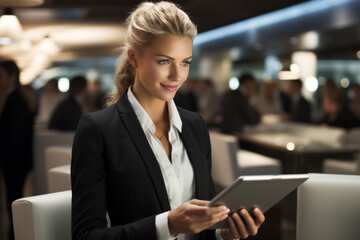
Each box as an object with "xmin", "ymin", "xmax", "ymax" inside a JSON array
[{"xmin": 161, "ymin": 84, "xmax": 178, "ymax": 92}]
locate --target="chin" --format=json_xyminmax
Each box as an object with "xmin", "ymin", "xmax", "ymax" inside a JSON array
[{"xmin": 159, "ymin": 93, "xmax": 176, "ymax": 102}]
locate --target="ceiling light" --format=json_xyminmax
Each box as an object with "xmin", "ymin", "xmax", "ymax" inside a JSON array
[
  {"xmin": 340, "ymin": 78, "xmax": 350, "ymax": 88},
  {"xmin": 0, "ymin": 0, "xmax": 44, "ymax": 7},
  {"xmin": 36, "ymin": 35, "xmax": 61, "ymax": 56},
  {"xmin": 304, "ymin": 76, "xmax": 319, "ymax": 92},
  {"xmin": 229, "ymin": 77, "xmax": 240, "ymax": 90},
  {"xmin": 299, "ymin": 31, "xmax": 320, "ymax": 49},
  {"xmin": 290, "ymin": 64, "xmax": 300, "ymax": 74},
  {"xmin": 0, "ymin": 8, "xmax": 24, "ymax": 45},
  {"xmin": 278, "ymin": 71, "xmax": 300, "ymax": 80}
]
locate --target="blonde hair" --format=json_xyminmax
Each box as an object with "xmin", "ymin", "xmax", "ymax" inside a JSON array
[{"xmin": 107, "ymin": 1, "xmax": 197, "ymax": 105}]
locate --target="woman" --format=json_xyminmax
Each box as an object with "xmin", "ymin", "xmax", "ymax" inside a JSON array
[{"xmin": 71, "ymin": 2, "xmax": 265, "ymax": 240}]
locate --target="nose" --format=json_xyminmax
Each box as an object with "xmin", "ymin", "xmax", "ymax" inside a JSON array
[{"xmin": 169, "ymin": 64, "xmax": 182, "ymax": 82}]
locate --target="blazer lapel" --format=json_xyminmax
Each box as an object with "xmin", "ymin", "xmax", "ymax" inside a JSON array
[
  {"xmin": 115, "ymin": 94, "xmax": 171, "ymax": 212},
  {"xmin": 180, "ymin": 121, "xmax": 209, "ymax": 201}
]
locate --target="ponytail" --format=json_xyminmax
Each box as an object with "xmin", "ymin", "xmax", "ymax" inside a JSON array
[{"xmin": 107, "ymin": 50, "xmax": 135, "ymax": 106}]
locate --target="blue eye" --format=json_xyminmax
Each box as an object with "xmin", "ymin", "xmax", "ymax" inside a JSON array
[
  {"xmin": 181, "ymin": 61, "xmax": 192, "ymax": 67},
  {"xmin": 158, "ymin": 59, "xmax": 169, "ymax": 65}
]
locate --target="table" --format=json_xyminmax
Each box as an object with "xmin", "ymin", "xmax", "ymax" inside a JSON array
[
  {"xmin": 237, "ymin": 123, "xmax": 360, "ymax": 230},
  {"xmin": 237, "ymin": 123, "xmax": 359, "ymax": 173}
]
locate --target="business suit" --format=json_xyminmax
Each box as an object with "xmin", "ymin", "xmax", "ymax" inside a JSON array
[
  {"xmin": 0, "ymin": 88, "xmax": 34, "ymax": 240},
  {"xmin": 290, "ymin": 96, "xmax": 311, "ymax": 123},
  {"xmin": 220, "ymin": 89, "xmax": 261, "ymax": 134},
  {"xmin": 71, "ymin": 92, "xmax": 216, "ymax": 240},
  {"xmin": 49, "ymin": 96, "xmax": 82, "ymax": 131}
]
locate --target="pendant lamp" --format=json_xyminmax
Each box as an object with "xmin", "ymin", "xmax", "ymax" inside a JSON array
[
  {"xmin": 0, "ymin": 8, "xmax": 23, "ymax": 45},
  {"xmin": 0, "ymin": 0, "xmax": 44, "ymax": 7}
]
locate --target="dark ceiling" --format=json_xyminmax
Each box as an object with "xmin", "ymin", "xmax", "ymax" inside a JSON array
[
  {"xmin": 3, "ymin": 0, "xmax": 359, "ymax": 64},
  {"xmin": 39, "ymin": 0, "xmax": 310, "ymax": 33}
]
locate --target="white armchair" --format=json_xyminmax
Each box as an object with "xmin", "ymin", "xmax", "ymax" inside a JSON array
[
  {"xmin": 297, "ymin": 173, "xmax": 360, "ymax": 240},
  {"xmin": 45, "ymin": 146, "xmax": 72, "ymax": 192},
  {"xmin": 34, "ymin": 131, "xmax": 74, "ymax": 194},
  {"xmin": 323, "ymin": 128, "xmax": 360, "ymax": 175},
  {"xmin": 209, "ymin": 131, "xmax": 282, "ymax": 188},
  {"xmin": 12, "ymin": 191, "xmax": 72, "ymax": 240},
  {"xmin": 48, "ymin": 164, "xmax": 71, "ymax": 193}
]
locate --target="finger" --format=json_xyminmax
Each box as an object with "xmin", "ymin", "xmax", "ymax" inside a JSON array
[
  {"xmin": 227, "ymin": 215, "xmax": 240, "ymax": 239},
  {"xmin": 198, "ymin": 209, "xmax": 229, "ymax": 230},
  {"xmin": 240, "ymin": 209, "xmax": 258, "ymax": 235},
  {"xmin": 253, "ymin": 208, "xmax": 265, "ymax": 226},
  {"xmin": 189, "ymin": 204, "xmax": 229, "ymax": 218},
  {"xmin": 227, "ymin": 216, "xmax": 240, "ymax": 238},
  {"xmin": 192, "ymin": 206, "xmax": 230, "ymax": 224},
  {"xmin": 232, "ymin": 211, "xmax": 249, "ymax": 239},
  {"xmin": 188, "ymin": 199, "xmax": 210, "ymax": 206},
  {"xmin": 186, "ymin": 210, "xmax": 229, "ymax": 233}
]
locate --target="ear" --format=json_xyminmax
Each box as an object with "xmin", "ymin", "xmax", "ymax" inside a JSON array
[{"xmin": 128, "ymin": 49, "xmax": 138, "ymax": 68}]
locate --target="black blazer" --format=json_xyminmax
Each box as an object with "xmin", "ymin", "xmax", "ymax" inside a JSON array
[
  {"xmin": 71, "ymin": 93, "xmax": 216, "ymax": 240},
  {"xmin": 290, "ymin": 96, "xmax": 311, "ymax": 123},
  {"xmin": 0, "ymin": 88, "xmax": 33, "ymax": 172},
  {"xmin": 220, "ymin": 89, "xmax": 261, "ymax": 133}
]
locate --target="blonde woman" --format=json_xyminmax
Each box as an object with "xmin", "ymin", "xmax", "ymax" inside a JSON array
[{"xmin": 71, "ymin": 2, "xmax": 264, "ymax": 240}]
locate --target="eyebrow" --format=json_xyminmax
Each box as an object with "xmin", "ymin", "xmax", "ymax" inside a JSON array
[{"xmin": 155, "ymin": 54, "xmax": 192, "ymax": 60}]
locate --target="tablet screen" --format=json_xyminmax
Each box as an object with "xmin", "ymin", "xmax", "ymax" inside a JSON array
[{"xmin": 207, "ymin": 174, "xmax": 309, "ymax": 229}]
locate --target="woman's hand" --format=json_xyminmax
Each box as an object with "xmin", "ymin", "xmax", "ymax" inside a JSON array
[
  {"xmin": 168, "ymin": 199, "xmax": 230, "ymax": 236},
  {"xmin": 220, "ymin": 208, "xmax": 265, "ymax": 240}
]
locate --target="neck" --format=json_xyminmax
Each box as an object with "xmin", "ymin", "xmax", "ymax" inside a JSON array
[
  {"xmin": 131, "ymin": 87, "xmax": 168, "ymax": 124},
  {"xmin": 148, "ymin": 100, "xmax": 168, "ymax": 125}
]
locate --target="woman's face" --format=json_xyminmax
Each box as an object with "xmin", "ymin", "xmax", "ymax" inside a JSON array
[{"xmin": 131, "ymin": 34, "xmax": 193, "ymax": 104}]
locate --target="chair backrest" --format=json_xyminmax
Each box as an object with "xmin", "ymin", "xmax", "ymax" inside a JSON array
[
  {"xmin": 347, "ymin": 127, "xmax": 360, "ymax": 144},
  {"xmin": 209, "ymin": 131, "xmax": 239, "ymax": 188},
  {"xmin": 297, "ymin": 173, "xmax": 360, "ymax": 240},
  {"xmin": 48, "ymin": 165, "xmax": 71, "ymax": 193},
  {"xmin": 355, "ymin": 153, "xmax": 360, "ymax": 173},
  {"xmin": 12, "ymin": 191, "xmax": 72, "ymax": 240},
  {"xmin": 34, "ymin": 130, "xmax": 74, "ymax": 194},
  {"xmin": 45, "ymin": 146, "xmax": 72, "ymax": 192}
]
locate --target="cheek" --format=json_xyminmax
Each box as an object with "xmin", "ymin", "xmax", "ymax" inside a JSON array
[
  {"xmin": 145, "ymin": 63, "xmax": 166, "ymax": 79},
  {"xmin": 179, "ymin": 67, "xmax": 190, "ymax": 81}
]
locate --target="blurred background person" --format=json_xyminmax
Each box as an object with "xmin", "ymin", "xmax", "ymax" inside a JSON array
[
  {"xmin": 49, "ymin": 75, "xmax": 88, "ymax": 131},
  {"xmin": 86, "ymin": 79, "xmax": 106, "ymax": 113},
  {"xmin": 174, "ymin": 79, "xmax": 199, "ymax": 112},
  {"xmin": 313, "ymin": 77, "xmax": 338, "ymax": 122},
  {"xmin": 348, "ymin": 83, "xmax": 360, "ymax": 119},
  {"xmin": 35, "ymin": 78, "xmax": 66, "ymax": 129},
  {"xmin": 322, "ymin": 87, "xmax": 360, "ymax": 129},
  {"xmin": 195, "ymin": 78, "xmax": 221, "ymax": 126},
  {"xmin": 282, "ymin": 79, "xmax": 311, "ymax": 123},
  {"xmin": 256, "ymin": 79, "xmax": 283, "ymax": 115},
  {"xmin": 220, "ymin": 73, "xmax": 261, "ymax": 133},
  {"xmin": 0, "ymin": 60, "xmax": 35, "ymax": 240}
]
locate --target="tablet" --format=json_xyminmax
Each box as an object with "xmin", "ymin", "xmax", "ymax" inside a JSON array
[{"xmin": 207, "ymin": 174, "xmax": 309, "ymax": 229}]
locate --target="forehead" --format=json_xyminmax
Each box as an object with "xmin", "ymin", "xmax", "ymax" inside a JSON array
[{"xmin": 144, "ymin": 34, "xmax": 193, "ymax": 58}]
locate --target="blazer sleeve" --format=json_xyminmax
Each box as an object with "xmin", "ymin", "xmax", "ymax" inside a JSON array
[
  {"xmin": 203, "ymin": 119, "xmax": 217, "ymax": 240},
  {"xmin": 71, "ymin": 114, "xmax": 157, "ymax": 240},
  {"xmin": 192, "ymin": 112, "xmax": 217, "ymax": 240}
]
